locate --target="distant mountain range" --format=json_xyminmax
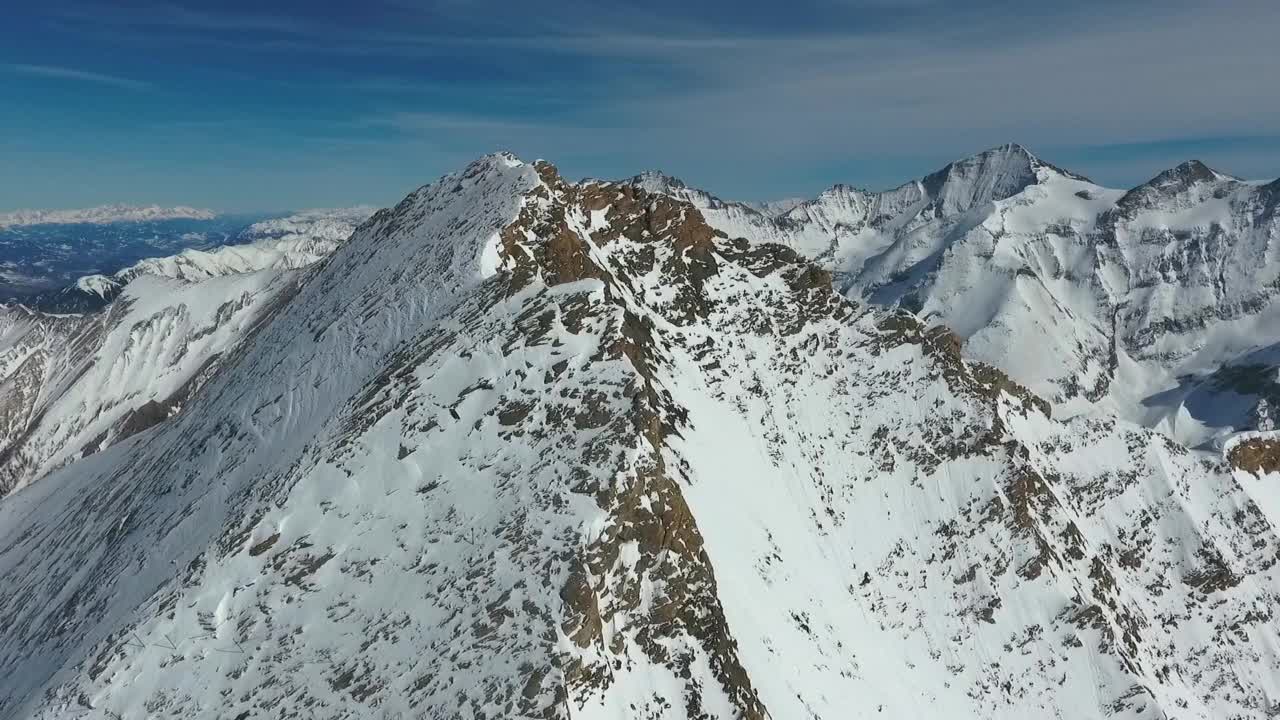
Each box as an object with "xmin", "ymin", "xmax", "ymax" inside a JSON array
[
  {"xmin": 0, "ymin": 214, "xmax": 258, "ymax": 299},
  {"xmin": 0, "ymin": 204, "xmax": 217, "ymax": 228},
  {"xmin": 1, "ymin": 150, "xmax": 1279, "ymax": 719},
  {"xmin": 0, "ymin": 207, "xmax": 377, "ymax": 303}
]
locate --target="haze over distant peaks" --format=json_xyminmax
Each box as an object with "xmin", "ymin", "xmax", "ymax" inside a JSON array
[{"xmin": 0, "ymin": 204, "xmax": 217, "ymax": 228}]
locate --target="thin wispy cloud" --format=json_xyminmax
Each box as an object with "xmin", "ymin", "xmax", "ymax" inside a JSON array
[
  {"xmin": 4, "ymin": 63, "xmax": 150, "ymax": 90},
  {"xmin": 51, "ymin": 1, "xmax": 317, "ymax": 37},
  {"xmin": 365, "ymin": 111, "xmax": 552, "ymax": 133},
  {"xmin": 3, "ymin": 0, "xmax": 1277, "ymax": 209},
  {"xmin": 337, "ymin": 1, "xmax": 1279, "ymax": 181}
]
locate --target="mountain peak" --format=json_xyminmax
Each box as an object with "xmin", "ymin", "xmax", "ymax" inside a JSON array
[
  {"xmin": 1114, "ymin": 159, "xmax": 1234, "ymax": 211},
  {"xmin": 951, "ymin": 143, "xmax": 1040, "ymax": 169},
  {"xmin": 628, "ymin": 170, "xmax": 690, "ymax": 192},
  {"xmin": 623, "ymin": 170, "xmax": 734, "ymax": 213},
  {"xmin": 1153, "ymin": 159, "xmax": 1223, "ymax": 185},
  {"xmin": 985, "ymin": 142, "xmax": 1036, "ymax": 161},
  {"xmin": 458, "ymin": 151, "xmax": 527, "ymax": 177},
  {"xmin": 951, "ymin": 143, "xmax": 1093, "ymax": 184},
  {"xmin": 920, "ymin": 143, "xmax": 1045, "ymax": 214},
  {"xmin": 820, "ymin": 182, "xmax": 866, "ymax": 196},
  {"xmin": 488, "ymin": 150, "xmax": 525, "ymax": 167}
]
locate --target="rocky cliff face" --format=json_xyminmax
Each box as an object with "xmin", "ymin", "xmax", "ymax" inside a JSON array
[{"xmin": 1, "ymin": 154, "xmax": 1278, "ymax": 720}]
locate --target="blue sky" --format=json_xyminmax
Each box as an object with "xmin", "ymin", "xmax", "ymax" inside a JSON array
[{"xmin": 2, "ymin": 0, "xmax": 1278, "ymax": 211}]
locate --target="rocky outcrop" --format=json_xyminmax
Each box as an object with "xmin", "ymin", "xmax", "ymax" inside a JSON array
[
  {"xmin": 1, "ymin": 153, "xmax": 1279, "ymax": 720},
  {"xmin": 1226, "ymin": 433, "xmax": 1280, "ymax": 475}
]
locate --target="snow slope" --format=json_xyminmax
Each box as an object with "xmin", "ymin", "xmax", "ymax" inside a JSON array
[
  {"xmin": 0, "ymin": 154, "xmax": 1277, "ymax": 719},
  {"xmin": 0, "ymin": 208, "xmax": 370, "ymax": 495},
  {"xmin": 640, "ymin": 145, "xmax": 1280, "ymax": 448},
  {"xmin": 0, "ymin": 271, "xmax": 299, "ymax": 496}
]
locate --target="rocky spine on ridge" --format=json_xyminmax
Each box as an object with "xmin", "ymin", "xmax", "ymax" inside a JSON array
[{"xmin": 2, "ymin": 153, "xmax": 1280, "ymax": 719}]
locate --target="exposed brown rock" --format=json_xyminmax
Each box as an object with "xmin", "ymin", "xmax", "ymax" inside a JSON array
[
  {"xmin": 1227, "ymin": 437, "xmax": 1280, "ymax": 475},
  {"xmin": 493, "ymin": 170, "xmax": 769, "ymax": 718}
]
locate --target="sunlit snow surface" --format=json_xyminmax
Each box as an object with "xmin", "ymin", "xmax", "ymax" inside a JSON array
[
  {"xmin": 644, "ymin": 146, "xmax": 1280, "ymax": 449},
  {"xmin": 0, "ymin": 154, "xmax": 1277, "ymax": 719}
]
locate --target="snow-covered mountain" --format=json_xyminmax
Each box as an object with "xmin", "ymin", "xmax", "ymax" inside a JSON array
[
  {"xmin": 0, "ymin": 208, "xmax": 370, "ymax": 496},
  {"xmin": 0, "ymin": 214, "xmax": 269, "ymax": 300},
  {"xmin": 66, "ymin": 206, "xmax": 376, "ymax": 298},
  {"xmin": 0, "ymin": 272, "xmax": 298, "ymax": 497},
  {"xmin": 1, "ymin": 153, "xmax": 1279, "ymax": 719},
  {"xmin": 120, "ymin": 206, "xmax": 377, "ymax": 281},
  {"xmin": 638, "ymin": 144, "xmax": 1280, "ymax": 448},
  {"xmin": 239, "ymin": 206, "xmax": 378, "ymax": 243},
  {"xmin": 0, "ymin": 205, "xmax": 217, "ymax": 229}
]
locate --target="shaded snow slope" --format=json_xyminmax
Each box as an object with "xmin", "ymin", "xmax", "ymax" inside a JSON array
[
  {"xmin": 0, "ymin": 154, "xmax": 1277, "ymax": 719},
  {"xmin": 0, "ymin": 208, "xmax": 371, "ymax": 495},
  {"xmin": 0, "ymin": 271, "xmax": 298, "ymax": 496}
]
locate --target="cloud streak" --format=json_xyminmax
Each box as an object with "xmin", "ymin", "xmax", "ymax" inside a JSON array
[
  {"xmin": 5, "ymin": 0, "xmax": 1278, "ymax": 208},
  {"xmin": 5, "ymin": 63, "xmax": 150, "ymax": 90},
  {"xmin": 342, "ymin": 0, "xmax": 1279, "ymax": 193}
]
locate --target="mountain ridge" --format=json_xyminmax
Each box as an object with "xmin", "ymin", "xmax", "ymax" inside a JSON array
[
  {"xmin": 0, "ymin": 152, "xmax": 1279, "ymax": 718},
  {"xmin": 0, "ymin": 204, "xmax": 217, "ymax": 229},
  {"xmin": 633, "ymin": 145, "xmax": 1280, "ymax": 448}
]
